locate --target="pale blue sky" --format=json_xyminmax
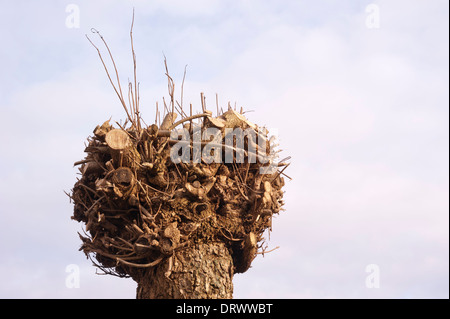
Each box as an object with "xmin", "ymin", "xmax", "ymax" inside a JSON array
[{"xmin": 0, "ymin": 0, "xmax": 448, "ymax": 298}]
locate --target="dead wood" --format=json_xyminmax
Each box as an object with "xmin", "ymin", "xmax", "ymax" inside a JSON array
[
  {"xmin": 71, "ymin": 110, "xmax": 287, "ymax": 283},
  {"xmin": 71, "ymin": 18, "xmax": 288, "ymax": 298}
]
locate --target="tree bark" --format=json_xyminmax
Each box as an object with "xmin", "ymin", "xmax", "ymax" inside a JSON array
[{"xmin": 135, "ymin": 242, "xmax": 234, "ymax": 299}]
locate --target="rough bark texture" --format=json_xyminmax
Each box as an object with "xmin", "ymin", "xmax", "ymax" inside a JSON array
[{"xmin": 135, "ymin": 242, "xmax": 233, "ymax": 299}]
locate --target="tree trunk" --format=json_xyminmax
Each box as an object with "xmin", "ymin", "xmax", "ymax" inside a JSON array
[{"xmin": 135, "ymin": 242, "xmax": 234, "ymax": 299}]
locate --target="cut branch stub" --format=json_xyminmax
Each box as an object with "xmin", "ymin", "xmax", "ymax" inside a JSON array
[
  {"xmin": 206, "ymin": 115, "xmax": 226, "ymax": 129},
  {"xmin": 222, "ymin": 109, "xmax": 257, "ymax": 130},
  {"xmin": 235, "ymin": 232, "xmax": 257, "ymax": 274},
  {"xmin": 94, "ymin": 119, "xmax": 112, "ymax": 139},
  {"xmin": 160, "ymin": 222, "xmax": 181, "ymax": 255},
  {"xmin": 111, "ymin": 167, "xmax": 135, "ymax": 186},
  {"xmin": 105, "ymin": 129, "xmax": 140, "ymax": 168},
  {"xmin": 160, "ymin": 112, "xmax": 177, "ymax": 130},
  {"xmin": 106, "ymin": 129, "xmax": 131, "ymax": 150}
]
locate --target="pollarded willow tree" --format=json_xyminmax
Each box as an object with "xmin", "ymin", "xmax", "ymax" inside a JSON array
[{"xmin": 69, "ymin": 13, "xmax": 289, "ymax": 299}]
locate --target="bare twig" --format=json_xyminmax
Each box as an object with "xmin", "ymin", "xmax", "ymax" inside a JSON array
[
  {"xmin": 86, "ymin": 32, "xmax": 133, "ymax": 125},
  {"xmin": 130, "ymin": 8, "xmax": 141, "ymax": 130},
  {"xmin": 168, "ymin": 112, "xmax": 212, "ymax": 130},
  {"xmin": 117, "ymin": 256, "xmax": 164, "ymax": 268},
  {"xmin": 163, "ymin": 54, "xmax": 175, "ymax": 115},
  {"xmin": 181, "ymin": 64, "xmax": 187, "ymax": 109},
  {"xmin": 257, "ymin": 246, "xmax": 280, "ymax": 256}
]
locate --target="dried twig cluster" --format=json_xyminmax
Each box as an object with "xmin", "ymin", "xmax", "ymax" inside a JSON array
[{"xmin": 69, "ymin": 12, "xmax": 289, "ymax": 280}]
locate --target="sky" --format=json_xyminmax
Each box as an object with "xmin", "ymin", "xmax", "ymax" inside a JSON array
[{"xmin": 0, "ymin": 0, "xmax": 448, "ymax": 298}]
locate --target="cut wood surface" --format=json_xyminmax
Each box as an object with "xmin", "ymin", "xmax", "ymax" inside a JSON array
[
  {"xmin": 106, "ymin": 129, "xmax": 131, "ymax": 150},
  {"xmin": 105, "ymin": 129, "xmax": 141, "ymax": 168}
]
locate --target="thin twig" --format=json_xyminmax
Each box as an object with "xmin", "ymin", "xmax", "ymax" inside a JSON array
[
  {"xmin": 168, "ymin": 112, "xmax": 212, "ymax": 130},
  {"xmin": 117, "ymin": 256, "xmax": 164, "ymax": 268},
  {"xmin": 200, "ymin": 92, "xmax": 206, "ymax": 112},
  {"xmin": 163, "ymin": 54, "xmax": 175, "ymax": 115},
  {"xmin": 271, "ymin": 162, "xmax": 290, "ymax": 184},
  {"xmin": 257, "ymin": 246, "xmax": 280, "ymax": 256},
  {"xmin": 86, "ymin": 32, "xmax": 133, "ymax": 124},
  {"xmin": 181, "ymin": 64, "xmax": 187, "ymax": 108},
  {"xmin": 130, "ymin": 8, "xmax": 140, "ymax": 130},
  {"xmin": 216, "ymin": 93, "xmax": 219, "ymax": 116},
  {"xmin": 90, "ymin": 28, "xmax": 125, "ymax": 104}
]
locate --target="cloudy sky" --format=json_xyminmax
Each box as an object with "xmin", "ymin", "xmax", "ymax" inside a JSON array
[{"xmin": 0, "ymin": 0, "xmax": 448, "ymax": 298}]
